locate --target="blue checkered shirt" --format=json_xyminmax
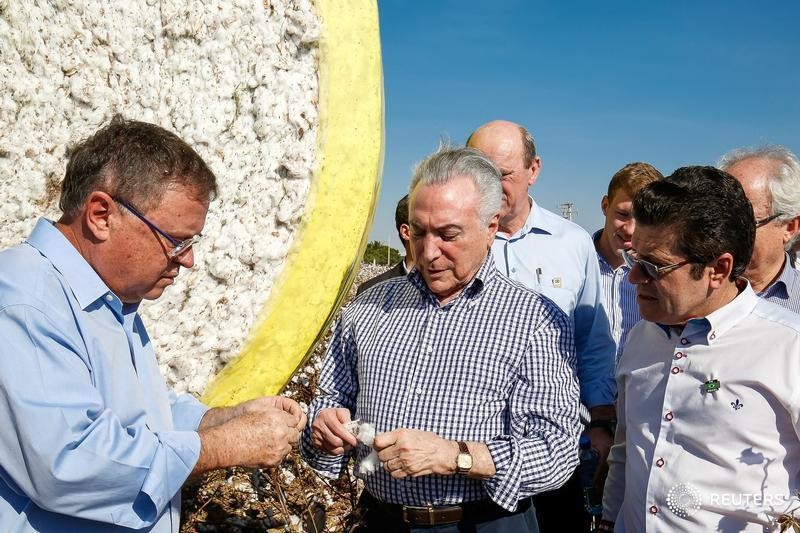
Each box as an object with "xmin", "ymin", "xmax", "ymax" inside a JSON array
[
  {"xmin": 301, "ymin": 254, "xmax": 581, "ymax": 511},
  {"xmin": 757, "ymin": 253, "xmax": 800, "ymax": 313}
]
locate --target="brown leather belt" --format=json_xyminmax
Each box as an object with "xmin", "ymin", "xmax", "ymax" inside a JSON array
[
  {"xmin": 360, "ymin": 490, "xmax": 531, "ymax": 527},
  {"xmin": 401, "ymin": 504, "xmax": 463, "ymax": 526}
]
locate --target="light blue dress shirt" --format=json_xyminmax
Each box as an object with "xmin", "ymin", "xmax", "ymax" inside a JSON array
[
  {"xmin": 491, "ymin": 199, "xmax": 616, "ymax": 408},
  {"xmin": 593, "ymin": 230, "xmax": 641, "ymax": 364},
  {"xmin": 0, "ymin": 219, "xmax": 207, "ymax": 532}
]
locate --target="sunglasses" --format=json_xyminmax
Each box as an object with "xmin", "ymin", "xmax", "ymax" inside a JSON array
[
  {"xmin": 621, "ymin": 249, "xmax": 691, "ymax": 280},
  {"xmin": 113, "ymin": 197, "xmax": 202, "ymax": 259}
]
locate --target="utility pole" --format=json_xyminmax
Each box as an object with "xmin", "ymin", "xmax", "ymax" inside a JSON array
[{"xmin": 560, "ymin": 202, "xmax": 575, "ymax": 221}]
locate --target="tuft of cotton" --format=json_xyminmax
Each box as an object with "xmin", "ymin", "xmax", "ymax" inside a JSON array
[
  {"xmin": 345, "ymin": 420, "xmax": 380, "ymax": 475},
  {"xmin": 0, "ymin": 0, "xmax": 319, "ymax": 394}
]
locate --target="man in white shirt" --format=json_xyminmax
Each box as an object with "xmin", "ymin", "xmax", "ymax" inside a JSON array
[
  {"xmin": 600, "ymin": 166, "xmax": 800, "ymax": 532},
  {"xmin": 718, "ymin": 146, "xmax": 800, "ymax": 312},
  {"xmin": 468, "ymin": 120, "xmax": 616, "ymax": 532}
]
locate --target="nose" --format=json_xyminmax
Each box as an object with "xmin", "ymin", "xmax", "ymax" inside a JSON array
[
  {"xmin": 173, "ymin": 248, "xmax": 195, "ymax": 269},
  {"xmin": 421, "ymin": 235, "xmax": 442, "ymax": 264},
  {"xmin": 622, "ymin": 218, "xmax": 635, "ymax": 237},
  {"xmin": 627, "ymin": 261, "xmax": 649, "ymax": 285}
]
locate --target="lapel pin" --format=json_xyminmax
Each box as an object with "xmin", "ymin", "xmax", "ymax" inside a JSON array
[{"xmin": 704, "ymin": 379, "xmax": 720, "ymax": 393}]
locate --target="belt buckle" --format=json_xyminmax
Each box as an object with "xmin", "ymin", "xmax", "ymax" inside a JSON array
[{"xmin": 401, "ymin": 504, "xmax": 435, "ymax": 526}]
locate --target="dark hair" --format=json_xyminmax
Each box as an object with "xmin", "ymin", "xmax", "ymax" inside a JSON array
[
  {"xmin": 394, "ymin": 194, "xmax": 409, "ymax": 238},
  {"xmin": 59, "ymin": 115, "xmax": 218, "ymax": 217},
  {"xmin": 633, "ymin": 166, "xmax": 755, "ymax": 280},
  {"xmin": 607, "ymin": 162, "xmax": 663, "ymax": 202}
]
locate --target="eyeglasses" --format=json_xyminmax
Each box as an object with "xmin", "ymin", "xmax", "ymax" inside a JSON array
[
  {"xmin": 113, "ymin": 198, "xmax": 202, "ymax": 259},
  {"xmin": 755, "ymin": 212, "xmax": 783, "ymax": 228},
  {"xmin": 621, "ymin": 249, "xmax": 691, "ymax": 280}
]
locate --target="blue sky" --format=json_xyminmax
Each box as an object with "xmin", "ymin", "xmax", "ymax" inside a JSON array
[{"xmin": 368, "ymin": 1, "xmax": 800, "ymax": 250}]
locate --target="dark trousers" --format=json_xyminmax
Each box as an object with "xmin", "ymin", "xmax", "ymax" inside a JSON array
[
  {"xmin": 531, "ymin": 467, "xmax": 592, "ymax": 533},
  {"xmin": 353, "ymin": 490, "xmax": 539, "ymax": 533}
]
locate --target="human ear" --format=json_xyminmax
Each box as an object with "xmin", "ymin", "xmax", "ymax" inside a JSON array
[
  {"xmin": 83, "ymin": 191, "xmax": 114, "ymax": 242},
  {"xmin": 708, "ymin": 252, "xmax": 734, "ymax": 287}
]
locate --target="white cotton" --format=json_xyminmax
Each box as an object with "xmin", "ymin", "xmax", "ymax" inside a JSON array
[
  {"xmin": 0, "ymin": 0, "xmax": 320, "ymax": 395},
  {"xmin": 345, "ymin": 420, "xmax": 380, "ymax": 475}
]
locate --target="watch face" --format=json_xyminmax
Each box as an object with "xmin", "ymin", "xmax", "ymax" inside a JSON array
[{"xmin": 457, "ymin": 453, "xmax": 472, "ymax": 471}]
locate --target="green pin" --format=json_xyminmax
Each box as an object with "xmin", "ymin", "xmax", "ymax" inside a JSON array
[{"xmin": 704, "ymin": 379, "xmax": 720, "ymax": 393}]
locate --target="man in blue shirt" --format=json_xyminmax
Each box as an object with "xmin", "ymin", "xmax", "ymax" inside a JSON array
[
  {"xmin": 0, "ymin": 117, "xmax": 305, "ymax": 532},
  {"xmin": 593, "ymin": 162, "xmax": 663, "ymax": 363},
  {"xmin": 468, "ymin": 120, "xmax": 616, "ymax": 532},
  {"xmin": 718, "ymin": 146, "xmax": 800, "ymax": 312}
]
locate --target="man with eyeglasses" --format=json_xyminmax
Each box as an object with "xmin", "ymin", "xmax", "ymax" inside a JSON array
[
  {"xmin": 600, "ymin": 166, "xmax": 800, "ymax": 532},
  {"xmin": 0, "ymin": 117, "xmax": 305, "ymax": 532},
  {"xmin": 717, "ymin": 146, "xmax": 800, "ymax": 312}
]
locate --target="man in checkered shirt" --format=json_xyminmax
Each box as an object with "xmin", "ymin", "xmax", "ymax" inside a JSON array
[{"xmin": 301, "ymin": 147, "xmax": 581, "ymax": 532}]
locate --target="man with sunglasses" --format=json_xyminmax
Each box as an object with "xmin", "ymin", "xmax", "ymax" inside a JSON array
[
  {"xmin": 718, "ymin": 146, "xmax": 800, "ymax": 312},
  {"xmin": 0, "ymin": 117, "xmax": 305, "ymax": 532},
  {"xmin": 600, "ymin": 166, "xmax": 800, "ymax": 532}
]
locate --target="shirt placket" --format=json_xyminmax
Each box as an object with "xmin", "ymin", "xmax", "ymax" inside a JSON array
[
  {"xmin": 646, "ymin": 330, "xmax": 696, "ymax": 527},
  {"xmin": 403, "ymin": 301, "xmax": 440, "ymax": 505}
]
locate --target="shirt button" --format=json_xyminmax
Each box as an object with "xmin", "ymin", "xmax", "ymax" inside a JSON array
[
  {"xmin": 415, "ymin": 387, "xmax": 423, "ymax": 396},
  {"xmin": 674, "ymin": 352, "xmax": 684, "ymax": 359},
  {"xmin": 656, "ymin": 458, "xmax": 665, "ymax": 467},
  {"xmin": 680, "ymin": 338, "xmax": 689, "ymax": 345},
  {"xmin": 665, "ymin": 411, "xmax": 674, "ymax": 421},
  {"xmin": 425, "ymin": 346, "xmax": 433, "ymax": 354},
  {"xmin": 671, "ymin": 366, "xmax": 682, "ymax": 374},
  {"xmin": 650, "ymin": 505, "xmax": 658, "ymax": 514},
  {"xmin": 709, "ymin": 331, "xmax": 716, "ymax": 340},
  {"xmin": 105, "ymin": 294, "xmax": 114, "ymax": 302}
]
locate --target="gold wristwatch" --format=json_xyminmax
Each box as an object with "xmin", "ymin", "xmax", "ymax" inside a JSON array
[{"xmin": 456, "ymin": 441, "xmax": 472, "ymax": 475}]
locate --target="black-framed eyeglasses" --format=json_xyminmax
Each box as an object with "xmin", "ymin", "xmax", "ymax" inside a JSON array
[
  {"xmin": 621, "ymin": 249, "xmax": 691, "ymax": 280},
  {"xmin": 113, "ymin": 197, "xmax": 202, "ymax": 259},
  {"xmin": 755, "ymin": 212, "xmax": 783, "ymax": 228}
]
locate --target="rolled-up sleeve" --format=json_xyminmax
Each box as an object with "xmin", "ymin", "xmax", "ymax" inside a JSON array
[
  {"xmin": 482, "ymin": 308, "xmax": 582, "ymax": 510},
  {"xmin": 0, "ymin": 305, "xmax": 199, "ymax": 529},
  {"xmin": 300, "ymin": 316, "xmax": 359, "ymax": 477},
  {"xmin": 168, "ymin": 390, "xmax": 209, "ymax": 431}
]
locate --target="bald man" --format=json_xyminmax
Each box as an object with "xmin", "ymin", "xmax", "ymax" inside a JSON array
[{"xmin": 468, "ymin": 120, "xmax": 616, "ymax": 532}]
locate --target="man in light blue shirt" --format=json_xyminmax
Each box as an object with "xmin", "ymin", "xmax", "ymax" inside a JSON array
[
  {"xmin": 469, "ymin": 120, "xmax": 616, "ymax": 532},
  {"xmin": 0, "ymin": 117, "xmax": 305, "ymax": 532},
  {"xmin": 593, "ymin": 162, "xmax": 663, "ymax": 363},
  {"xmin": 718, "ymin": 146, "xmax": 800, "ymax": 313}
]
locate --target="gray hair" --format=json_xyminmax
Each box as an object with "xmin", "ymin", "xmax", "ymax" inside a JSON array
[
  {"xmin": 718, "ymin": 146, "xmax": 800, "ymax": 224},
  {"xmin": 60, "ymin": 115, "xmax": 217, "ymax": 217},
  {"xmin": 409, "ymin": 146, "xmax": 502, "ymax": 226}
]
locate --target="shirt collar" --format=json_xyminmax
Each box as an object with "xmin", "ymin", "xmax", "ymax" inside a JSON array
[
  {"xmin": 658, "ymin": 281, "xmax": 759, "ymax": 344},
  {"xmin": 409, "ymin": 252, "xmax": 496, "ymax": 305},
  {"xmin": 26, "ymin": 218, "xmax": 120, "ymax": 312},
  {"xmin": 760, "ymin": 253, "xmax": 799, "ymax": 299},
  {"xmin": 592, "ymin": 229, "xmax": 628, "ymax": 273},
  {"xmin": 504, "ymin": 196, "xmax": 559, "ymax": 240}
]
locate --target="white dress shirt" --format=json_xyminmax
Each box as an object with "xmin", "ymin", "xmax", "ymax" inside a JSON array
[{"xmin": 604, "ymin": 284, "xmax": 800, "ymax": 532}]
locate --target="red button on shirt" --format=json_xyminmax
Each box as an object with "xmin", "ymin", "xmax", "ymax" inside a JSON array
[
  {"xmin": 671, "ymin": 366, "xmax": 682, "ymax": 374},
  {"xmin": 674, "ymin": 352, "xmax": 684, "ymax": 359},
  {"xmin": 650, "ymin": 505, "xmax": 658, "ymax": 514},
  {"xmin": 656, "ymin": 458, "xmax": 665, "ymax": 467},
  {"xmin": 665, "ymin": 411, "xmax": 674, "ymax": 421}
]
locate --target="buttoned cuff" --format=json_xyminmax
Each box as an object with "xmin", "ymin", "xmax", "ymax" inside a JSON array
[
  {"xmin": 482, "ymin": 437, "xmax": 524, "ymax": 511},
  {"xmin": 169, "ymin": 392, "xmax": 209, "ymax": 431},
  {"xmin": 140, "ymin": 430, "xmax": 201, "ymax": 520}
]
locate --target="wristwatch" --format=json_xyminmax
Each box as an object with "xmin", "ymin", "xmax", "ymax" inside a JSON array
[{"xmin": 456, "ymin": 441, "xmax": 472, "ymax": 475}]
